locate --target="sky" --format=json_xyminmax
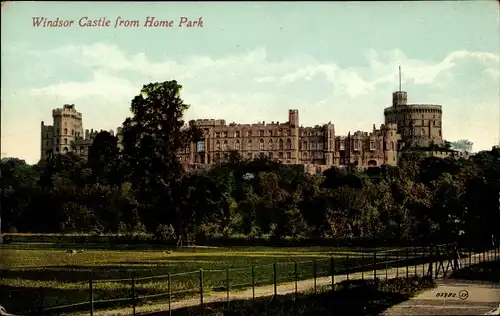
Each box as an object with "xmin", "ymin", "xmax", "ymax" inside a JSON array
[{"xmin": 1, "ymin": 1, "xmax": 499, "ymax": 164}]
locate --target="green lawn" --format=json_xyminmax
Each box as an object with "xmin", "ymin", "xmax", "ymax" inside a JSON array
[{"xmin": 1, "ymin": 243, "xmax": 407, "ymax": 314}]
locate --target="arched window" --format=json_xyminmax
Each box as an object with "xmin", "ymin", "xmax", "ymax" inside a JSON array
[
  {"xmin": 304, "ymin": 141, "xmax": 308, "ymax": 150},
  {"xmin": 64, "ymin": 147, "xmax": 68, "ymax": 153},
  {"xmin": 71, "ymin": 130, "xmax": 74, "ymax": 136},
  {"xmin": 286, "ymin": 139, "xmax": 291, "ymax": 150},
  {"xmin": 222, "ymin": 140, "xmax": 228, "ymax": 151},
  {"xmin": 64, "ymin": 138, "xmax": 68, "ymax": 144},
  {"xmin": 235, "ymin": 140, "xmax": 240, "ymax": 151},
  {"xmin": 55, "ymin": 147, "xmax": 60, "ymax": 152},
  {"xmin": 279, "ymin": 139, "xmax": 284, "ymax": 150},
  {"xmin": 268, "ymin": 139, "xmax": 273, "ymax": 150},
  {"xmin": 390, "ymin": 142, "xmax": 394, "ymax": 150},
  {"xmin": 247, "ymin": 140, "xmax": 252, "ymax": 151},
  {"xmin": 64, "ymin": 128, "xmax": 68, "ymax": 135},
  {"xmin": 259, "ymin": 139, "xmax": 264, "ymax": 150},
  {"xmin": 216, "ymin": 140, "xmax": 221, "ymax": 151}
]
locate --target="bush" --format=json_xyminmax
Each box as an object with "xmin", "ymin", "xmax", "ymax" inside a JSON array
[{"xmin": 154, "ymin": 224, "xmax": 176, "ymax": 244}]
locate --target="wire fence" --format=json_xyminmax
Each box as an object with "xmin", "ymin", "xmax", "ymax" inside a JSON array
[{"xmin": 1, "ymin": 244, "xmax": 499, "ymax": 316}]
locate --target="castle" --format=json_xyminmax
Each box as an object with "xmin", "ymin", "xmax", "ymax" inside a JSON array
[
  {"xmin": 40, "ymin": 104, "xmax": 121, "ymax": 160},
  {"xmin": 41, "ymin": 88, "xmax": 452, "ymax": 172}
]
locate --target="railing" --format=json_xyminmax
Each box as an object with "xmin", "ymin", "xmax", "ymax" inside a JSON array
[{"xmin": 1, "ymin": 244, "xmax": 499, "ymax": 316}]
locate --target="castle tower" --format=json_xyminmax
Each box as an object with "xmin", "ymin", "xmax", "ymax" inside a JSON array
[
  {"xmin": 52, "ymin": 104, "xmax": 84, "ymax": 154},
  {"xmin": 288, "ymin": 109, "xmax": 300, "ymax": 163}
]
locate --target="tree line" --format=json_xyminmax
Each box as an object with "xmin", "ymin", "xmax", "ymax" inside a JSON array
[{"xmin": 2, "ymin": 81, "xmax": 499, "ymax": 247}]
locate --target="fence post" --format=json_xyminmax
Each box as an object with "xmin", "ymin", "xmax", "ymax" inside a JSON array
[
  {"xmin": 251, "ymin": 266, "xmax": 255, "ymax": 300},
  {"xmin": 89, "ymin": 278, "xmax": 94, "ymax": 316},
  {"xmin": 330, "ymin": 257, "xmax": 335, "ymax": 291},
  {"xmin": 346, "ymin": 254, "xmax": 349, "ymax": 280},
  {"xmin": 38, "ymin": 286, "xmax": 44, "ymax": 313},
  {"xmin": 200, "ymin": 269, "xmax": 204, "ymax": 315},
  {"xmin": 226, "ymin": 268, "xmax": 230, "ymax": 308},
  {"xmin": 385, "ymin": 251, "xmax": 388, "ymax": 281},
  {"xmin": 168, "ymin": 273, "xmax": 171, "ymax": 316},
  {"xmin": 294, "ymin": 261, "xmax": 298, "ymax": 296},
  {"xmin": 361, "ymin": 252, "xmax": 364, "ymax": 280},
  {"xmin": 313, "ymin": 260, "xmax": 317, "ymax": 294},
  {"xmin": 373, "ymin": 252, "xmax": 377, "ymax": 281},
  {"xmin": 422, "ymin": 247, "xmax": 425, "ymax": 276},
  {"xmin": 132, "ymin": 276, "xmax": 136, "ymax": 316},
  {"xmin": 414, "ymin": 247, "xmax": 417, "ymax": 276},
  {"xmin": 396, "ymin": 250, "xmax": 399, "ymax": 277},
  {"xmin": 273, "ymin": 263, "xmax": 277, "ymax": 298},
  {"xmin": 406, "ymin": 248, "xmax": 409, "ymax": 280}
]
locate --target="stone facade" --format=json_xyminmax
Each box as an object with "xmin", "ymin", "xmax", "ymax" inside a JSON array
[
  {"xmin": 41, "ymin": 90, "xmax": 449, "ymax": 173},
  {"xmin": 384, "ymin": 91, "xmax": 443, "ymax": 147},
  {"xmin": 178, "ymin": 109, "xmax": 401, "ymax": 171},
  {"xmin": 40, "ymin": 104, "xmax": 116, "ymax": 160}
]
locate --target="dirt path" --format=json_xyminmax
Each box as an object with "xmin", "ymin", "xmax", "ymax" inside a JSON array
[
  {"xmin": 381, "ymin": 279, "xmax": 500, "ymax": 315},
  {"xmin": 74, "ymin": 249, "xmax": 498, "ymax": 316}
]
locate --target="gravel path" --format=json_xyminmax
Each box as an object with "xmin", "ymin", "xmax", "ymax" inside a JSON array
[{"xmin": 73, "ymin": 248, "xmax": 499, "ymax": 316}]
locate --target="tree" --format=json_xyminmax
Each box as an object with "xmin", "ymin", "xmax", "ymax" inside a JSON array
[
  {"xmin": 120, "ymin": 81, "xmax": 202, "ymax": 233},
  {"xmin": 87, "ymin": 131, "xmax": 122, "ymax": 185}
]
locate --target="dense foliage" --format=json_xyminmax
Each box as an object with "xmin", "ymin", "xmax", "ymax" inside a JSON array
[{"xmin": 2, "ymin": 81, "xmax": 499, "ymax": 246}]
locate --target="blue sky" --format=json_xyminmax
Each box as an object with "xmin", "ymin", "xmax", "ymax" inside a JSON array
[{"xmin": 2, "ymin": 1, "xmax": 499, "ymax": 164}]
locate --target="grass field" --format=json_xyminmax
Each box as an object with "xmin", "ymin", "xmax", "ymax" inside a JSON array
[{"xmin": 0, "ymin": 242, "xmax": 416, "ymax": 314}]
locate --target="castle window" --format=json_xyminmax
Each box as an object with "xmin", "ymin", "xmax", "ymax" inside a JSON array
[
  {"xmin": 286, "ymin": 152, "xmax": 291, "ymax": 159},
  {"xmin": 353, "ymin": 141, "xmax": 359, "ymax": 150},
  {"xmin": 279, "ymin": 152, "xmax": 284, "ymax": 159},
  {"xmin": 311, "ymin": 142, "xmax": 316, "ymax": 150},
  {"xmin": 304, "ymin": 141, "xmax": 308, "ymax": 150},
  {"xmin": 247, "ymin": 140, "xmax": 252, "ymax": 150},
  {"xmin": 222, "ymin": 131, "xmax": 228, "ymax": 138},
  {"xmin": 64, "ymin": 128, "xmax": 68, "ymax": 135},
  {"xmin": 303, "ymin": 152, "xmax": 308, "ymax": 159},
  {"xmin": 259, "ymin": 139, "xmax": 264, "ymax": 150},
  {"xmin": 56, "ymin": 129, "xmax": 60, "ymax": 135},
  {"xmin": 318, "ymin": 142, "xmax": 324, "ymax": 150},
  {"xmin": 222, "ymin": 140, "xmax": 228, "ymax": 151},
  {"xmin": 71, "ymin": 129, "xmax": 74, "ymax": 136},
  {"xmin": 216, "ymin": 140, "xmax": 221, "ymax": 151},
  {"xmin": 369, "ymin": 141, "xmax": 375, "ymax": 150},
  {"xmin": 286, "ymin": 139, "xmax": 291, "ymax": 150},
  {"xmin": 247, "ymin": 130, "xmax": 252, "ymax": 137},
  {"xmin": 235, "ymin": 140, "xmax": 240, "ymax": 151},
  {"xmin": 422, "ymin": 129, "xmax": 425, "ymax": 135},
  {"xmin": 63, "ymin": 147, "xmax": 68, "ymax": 153},
  {"xmin": 268, "ymin": 139, "xmax": 273, "ymax": 150},
  {"xmin": 196, "ymin": 140, "xmax": 205, "ymax": 153},
  {"xmin": 279, "ymin": 139, "xmax": 284, "ymax": 150},
  {"xmin": 56, "ymin": 147, "xmax": 60, "ymax": 152},
  {"xmin": 235, "ymin": 131, "xmax": 240, "ymax": 138},
  {"xmin": 439, "ymin": 130, "xmax": 441, "ymax": 137},
  {"xmin": 259, "ymin": 130, "xmax": 264, "ymax": 137},
  {"xmin": 390, "ymin": 142, "xmax": 394, "ymax": 150},
  {"xmin": 215, "ymin": 132, "xmax": 220, "ymax": 138}
]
